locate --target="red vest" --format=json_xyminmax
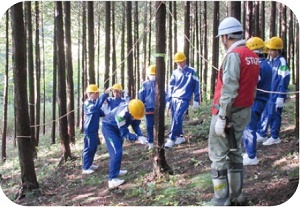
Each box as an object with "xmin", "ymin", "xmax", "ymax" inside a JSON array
[{"xmin": 212, "ymin": 46, "xmax": 260, "ymax": 115}]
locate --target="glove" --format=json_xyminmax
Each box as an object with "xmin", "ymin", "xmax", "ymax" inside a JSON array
[
  {"xmin": 138, "ymin": 136, "xmax": 148, "ymax": 145},
  {"xmin": 192, "ymin": 101, "xmax": 199, "ymax": 109},
  {"xmin": 126, "ymin": 133, "xmax": 138, "ymax": 141},
  {"xmin": 276, "ymin": 97, "xmax": 284, "ymax": 109},
  {"xmin": 215, "ymin": 116, "xmax": 226, "ymax": 137}
]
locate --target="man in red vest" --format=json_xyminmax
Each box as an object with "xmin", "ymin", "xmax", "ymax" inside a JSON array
[{"xmin": 207, "ymin": 17, "xmax": 260, "ymax": 206}]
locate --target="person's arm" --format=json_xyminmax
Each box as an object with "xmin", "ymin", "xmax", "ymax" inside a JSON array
[
  {"xmin": 131, "ymin": 120, "xmax": 143, "ymax": 136},
  {"xmin": 218, "ymin": 53, "xmax": 241, "ymax": 117}
]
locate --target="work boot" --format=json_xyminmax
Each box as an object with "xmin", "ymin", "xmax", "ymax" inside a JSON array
[
  {"xmin": 208, "ymin": 169, "xmax": 231, "ymax": 206},
  {"xmin": 228, "ymin": 163, "xmax": 244, "ymax": 204}
]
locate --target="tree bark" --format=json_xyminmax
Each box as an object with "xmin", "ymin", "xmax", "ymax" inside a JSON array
[
  {"xmin": 152, "ymin": 1, "xmax": 172, "ymax": 178},
  {"xmin": 11, "ymin": 2, "xmax": 39, "ymax": 199},
  {"xmin": 55, "ymin": 2, "xmax": 72, "ymax": 164}
]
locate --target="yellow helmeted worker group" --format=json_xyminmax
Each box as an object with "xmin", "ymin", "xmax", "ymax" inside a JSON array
[{"xmin": 81, "ymin": 16, "xmax": 290, "ymax": 203}]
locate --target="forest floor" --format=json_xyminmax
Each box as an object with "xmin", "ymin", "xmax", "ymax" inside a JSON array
[{"xmin": 1, "ymin": 95, "xmax": 299, "ymax": 206}]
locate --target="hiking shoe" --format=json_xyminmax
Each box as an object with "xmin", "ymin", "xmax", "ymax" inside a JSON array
[
  {"xmin": 90, "ymin": 164, "xmax": 99, "ymax": 170},
  {"xmin": 164, "ymin": 139, "xmax": 175, "ymax": 148},
  {"xmin": 148, "ymin": 143, "xmax": 153, "ymax": 150},
  {"xmin": 82, "ymin": 168, "xmax": 95, "ymax": 174},
  {"xmin": 263, "ymin": 137, "xmax": 281, "ymax": 146},
  {"xmin": 256, "ymin": 133, "xmax": 268, "ymax": 143},
  {"xmin": 119, "ymin": 170, "xmax": 128, "ymax": 176},
  {"xmin": 108, "ymin": 178, "xmax": 125, "ymax": 189},
  {"xmin": 175, "ymin": 137, "xmax": 186, "ymax": 145},
  {"xmin": 243, "ymin": 155, "xmax": 259, "ymax": 166}
]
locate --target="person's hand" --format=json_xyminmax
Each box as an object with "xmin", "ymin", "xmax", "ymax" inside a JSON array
[
  {"xmin": 104, "ymin": 88, "xmax": 111, "ymax": 94},
  {"xmin": 276, "ymin": 97, "xmax": 284, "ymax": 109},
  {"xmin": 192, "ymin": 101, "xmax": 199, "ymax": 109},
  {"xmin": 126, "ymin": 133, "xmax": 138, "ymax": 141},
  {"xmin": 138, "ymin": 136, "xmax": 148, "ymax": 144},
  {"xmin": 215, "ymin": 116, "xmax": 226, "ymax": 137}
]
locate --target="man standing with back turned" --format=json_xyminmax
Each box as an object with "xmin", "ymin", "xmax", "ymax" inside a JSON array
[{"xmin": 207, "ymin": 17, "xmax": 260, "ymax": 206}]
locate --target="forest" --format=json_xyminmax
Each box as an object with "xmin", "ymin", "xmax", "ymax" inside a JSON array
[{"xmin": 0, "ymin": 1, "xmax": 299, "ymax": 206}]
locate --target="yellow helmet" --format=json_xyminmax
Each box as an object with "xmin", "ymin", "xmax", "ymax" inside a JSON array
[
  {"xmin": 111, "ymin": 83, "xmax": 123, "ymax": 91},
  {"xmin": 128, "ymin": 99, "xmax": 145, "ymax": 120},
  {"xmin": 174, "ymin": 52, "xmax": 186, "ymax": 63},
  {"xmin": 148, "ymin": 65, "xmax": 156, "ymax": 75},
  {"xmin": 246, "ymin": 37, "xmax": 265, "ymax": 51},
  {"xmin": 265, "ymin": 37, "xmax": 283, "ymax": 50},
  {"xmin": 86, "ymin": 84, "xmax": 99, "ymax": 93}
]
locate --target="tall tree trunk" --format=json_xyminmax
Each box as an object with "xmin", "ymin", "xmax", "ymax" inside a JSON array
[
  {"xmin": 25, "ymin": 2, "xmax": 36, "ymax": 146},
  {"xmin": 112, "ymin": 2, "xmax": 117, "ymax": 85},
  {"xmin": 76, "ymin": 8, "xmax": 81, "ymax": 129},
  {"xmin": 104, "ymin": 1, "xmax": 111, "ymax": 89},
  {"xmin": 269, "ymin": 1, "xmax": 276, "ymax": 37},
  {"xmin": 55, "ymin": 2, "xmax": 72, "ymax": 164},
  {"xmin": 11, "ymin": 2, "xmax": 39, "ymax": 199},
  {"xmin": 167, "ymin": 1, "xmax": 173, "ymax": 83},
  {"xmin": 202, "ymin": 1, "xmax": 208, "ymax": 101},
  {"xmin": 2, "ymin": 11, "xmax": 9, "ymax": 162},
  {"xmin": 152, "ymin": 1, "xmax": 172, "ymax": 178},
  {"xmin": 88, "ymin": 1, "xmax": 95, "ymax": 84},
  {"xmin": 127, "ymin": 2, "xmax": 135, "ymax": 98},
  {"xmin": 51, "ymin": 8, "xmax": 57, "ymax": 144},
  {"xmin": 81, "ymin": 2, "xmax": 87, "ymax": 132},
  {"xmin": 134, "ymin": 2, "xmax": 140, "ymax": 94},
  {"xmin": 35, "ymin": 1, "xmax": 41, "ymax": 146},
  {"xmin": 64, "ymin": 1, "xmax": 75, "ymax": 144},
  {"xmin": 183, "ymin": 1, "xmax": 190, "ymax": 64},
  {"xmin": 210, "ymin": 1, "xmax": 219, "ymax": 100},
  {"xmin": 120, "ymin": 2, "xmax": 125, "ymax": 89}
]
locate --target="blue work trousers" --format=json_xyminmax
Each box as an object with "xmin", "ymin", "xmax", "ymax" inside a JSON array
[
  {"xmin": 145, "ymin": 114, "xmax": 154, "ymax": 144},
  {"xmin": 243, "ymin": 99, "xmax": 267, "ymax": 158},
  {"xmin": 102, "ymin": 123, "xmax": 123, "ymax": 180},
  {"xmin": 258, "ymin": 101, "xmax": 283, "ymax": 139},
  {"xmin": 169, "ymin": 98, "xmax": 189, "ymax": 140},
  {"xmin": 82, "ymin": 133, "xmax": 98, "ymax": 170}
]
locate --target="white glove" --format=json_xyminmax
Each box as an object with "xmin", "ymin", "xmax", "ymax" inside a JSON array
[
  {"xmin": 215, "ymin": 117, "xmax": 226, "ymax": 137},
  {"xmin": 138, "ymin": 136, "xmax": 148, "ymax": 145},
  {"xmin": 276, "ymin": 97, "xmax": 284, "ymax": 109},
  {"xmin": 192, "ymin": 101, "xmax": 199, "ymax": 109}
]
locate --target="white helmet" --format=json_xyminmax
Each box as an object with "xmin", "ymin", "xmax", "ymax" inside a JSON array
[{"xmin": 216, "ymin": 17, "xmax": 243, "ymax": 38}]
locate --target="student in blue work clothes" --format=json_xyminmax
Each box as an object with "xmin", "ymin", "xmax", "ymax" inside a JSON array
[
  {"xmin": 102, "ymin": 83, "xmax": 127, "ymax": 114},
  {"xmin": 165, "ymin": 52, "xmax": 200, "ymax": 148},
  {"xmin": 82, "ymin": 84, "xmax": 110, "ymax": 174},
  {"xmin": 242, "ymin": 37, "xmax": 272, "ymax": 166},
  {"xmin": 138, "ymin": 65, "xmax": 159, "ymax": 150},
  {"xmin": 102, "ymin": 99, "xmax": 148, "ymax": 189},
  {"xmin": 257, "ymin": 36, "xmax": 290, "ymax": 146}
]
